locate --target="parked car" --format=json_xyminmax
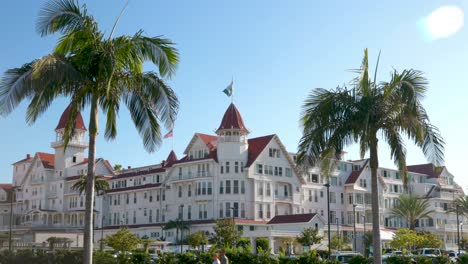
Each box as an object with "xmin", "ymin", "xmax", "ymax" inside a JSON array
[
  {"xmin": 418, "ymin": 248, "xmax": 441, "ymax": 258},
  {"xmin": 330, "ymin": 252, "xmax": 362, "ymax": 263}
]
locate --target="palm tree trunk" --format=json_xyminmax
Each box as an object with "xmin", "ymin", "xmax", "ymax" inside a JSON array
[
  {"xmin": 84, "ymin": 95, "xmax": 99, "ymax": 264},
  {"xmin": 370, "ymin": 134, "xmax": 382, "ymax": 264}
]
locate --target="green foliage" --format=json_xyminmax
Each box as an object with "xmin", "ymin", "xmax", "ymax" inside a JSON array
[
  {"xmin": 348, "ymin": 255, "xmax": 372, "ymax": 264},
  {"xmin": 132, "ymin": 252, "xmax": 151, "ymax": 264},
  {"xmin": 237, "ymin": 237, "xmax": 251, "ymax": 249},
  {"xmin": 390, "ymin": 194, "xmax": 434, "ymax": 230},
  {"xmin": 296, "ymin": 227, "xmax": 322, "ymax": 247},
  {"xmin": 256, "ymin": 237, "xmax": 270, "ymax": 252},
  {"xmin": 93, "ymin": 251, "xmax": 116, "ymax": 264},
  {"xmin": 72, "ymin": 175, "xmax": 110, "ymax": 195},
  {"xmin": 458, "ymin": 254, "xmax": 468, "ymax": 263},
  {"xmin": 329, "ymin": 235, "xmax": 349, "ymax": 250},
  {"xmin": 102, "ymin": 227, "xmax": 142, "ymax": 252},
  {"xmin": 213, "ymin": 219, "xmax": 242, "ymax": 247},
  {"xmin": 186, "ymin": 231, "xmax": 208, "ymax": 249},
  {"xmin": 388, "ymin": 228, "xmax": 443, "ymax": 250}
]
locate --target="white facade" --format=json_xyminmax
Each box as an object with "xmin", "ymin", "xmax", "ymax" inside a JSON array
[{"xmin": 4, "ymin": 103, "xmax": 465, "ymax": 251}]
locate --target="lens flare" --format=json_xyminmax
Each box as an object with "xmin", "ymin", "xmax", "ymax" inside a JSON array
[{"xmin": 419, "ymin": 6, "xmax": 464, "ymax": 41}]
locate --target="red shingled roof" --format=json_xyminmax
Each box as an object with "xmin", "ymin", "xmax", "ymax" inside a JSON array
[
  {"xmin": 407, "ymin": 163, "xmax": 444, "ymax": 178},
  {"xmin": 165, "ymin": 151, "xmax": 178, "ymax": 166},
  {"xmin": 0, "ymin": 184, "xmax": 12, "ymax": 191},
  {"xmin": 345, "ymin": 160, "xmax": 369, "ymax": 184},
  {"xmin": 56, "ymin": 105, "xmax": 87, "ymax": 131},
  {"xmin": 12, "ymin": 154, "xmax": 33, "ymax": 165},
  {"xmin": 196, "ymin": 133, "xmax": 218, "ymax": 151},
  {"xmin": 37, "ymin": 152, "xmax": 55, "ymax": 169},
  {"xmin": 217, "ymin": 103, "xmax": 248, "ymax": 132},
  {"xmin": 267, "ymin": 213, "xmax": 317, "ymax": 224},
  {"xmin": 106, "ymin": 183, "xmax": 162, "ymax": 193},
  {"xmin": 113, "ymin": 168, "xmax": 165, "ymax": 180},
  {"xmin": 246, "ymin": 135, "xmax": 275, "ymax": 167}
]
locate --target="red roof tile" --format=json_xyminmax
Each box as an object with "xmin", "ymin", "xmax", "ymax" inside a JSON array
[
  {"xmin": 37, "ymin": 152, "xmax": 55, "ymax": 169},
  {"xmin": 196, "ymin": 133, "xmax": 218, "ymax": 151},
  {"xmin": 246, "ymin": 135, "xmax": 275, "ymax": 167},
  {"xmin": 113, "ymin": 168, "xmax": 165, "ymax": 179},
  {"xmin": 345, "ymin": 160, "xmax": 369, "ymax": 184},
  {"xmin": 12, "ymin": 154, "xmax": 33, "ymax": 165},
  {"xmin": 217, "ymin": 103, "xmax": 248, "ymax": 132},
  {"xmin": 165, "ymin": 151, "xmax": 178, "ymax": 167},
  {"xmin": 267, "ymin": 213, "xmax": 317, "ymax": 224},
  {"xmin": 0, "ymin": 184, "xmax": 12, "ymax": 191},
  {"xmin": 56, "ymin": 104, "xmax": 87, "ymax": 131},
  {"xmin": 407, "ymin": 163, "xmax": 444, "ymax": 178},
  {"xmin": 106, "ymin": 183, "xmax": 162, "ymax": 193}
]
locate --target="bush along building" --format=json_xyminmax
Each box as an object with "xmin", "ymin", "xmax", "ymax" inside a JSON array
[{"xmin": 3, "ymin": 103, "xmax": 464, "ymax": 253}]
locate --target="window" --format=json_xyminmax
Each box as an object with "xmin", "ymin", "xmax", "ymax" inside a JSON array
[
  {"xmin": 187, "ymin": 205, "xmax": 191, "ymax": 220},
  {"xmin": 383, "ymin": 170, "xmax": 388, "ymax": 177},
  {"xmin": 162, "ymin": 190, "xmax": 166, "ymax": 201},
  {"xmin": 149, "ymin": 193, "xmax": 153, "ymax": 202},
  {"xmin": 256, "ymin": 164, "xmax": 263, "ymax": 174},
  {"xmin": 208, "ymin": 182, "xmax": 212, "ymax": 195},
  {"xmin": 395, "ymin": 172, "xmax": 401, "ymax": 179},
  {"xmin": 220, "ymin": 181, "xmax": 224, "ymax": 194},
  {"xmin": 235, "ymin": 162, "xmax": 239, "ymax": 173},
  {"xmin": 330, "ymin": 192, "xmax": 336, "ymax": 203},
  {"xmin": 226, "ymin": 202, "xmax": 231, "ymax": 217},
  {"xmin": 72, "ymin": 156, "xmax": 76, "ymax": 163},
  {"xmin": 202, "ymin": 182, "xmax": 207, "ymax": 195},
  {"xmin": 258, "ymin": 183, "xmax": 263, "ymax": 196},
  {"xmin": 258, "ymin": 204, "xmax": 263, "ymax": 218},
  {"xmin": 134, "ymin": 193, "xmax": 137, "ymax": 204},
  {"xmin": 308, "ymin": 190, "xmax": 313, "ymax": 202},
  {"xmin": 266, "ymin": 204, "xmax": 271, "ymax": 218},
  {"xmin": 331, "ymin": 177, "xmax": 338, "ymax": 186},
  {"xmin": 241, "ymin": 162, "xmax": 244, "ymax": 172},
  {"xmin": 274, "ymin": 167, "xmax": 278, "ymax": 176},
  {"xmin": 219, "ymin": 203, "xmax": 224, "ymax": 218},
  {"xmin": 188, "ymin": 185, "xmax": 192, "ymax": 197},
  {"xmin": 225, "ymin": 180, "xmax": 231, "ymax": 194},
  {"xmin": 278, "ymin": 167, "xmax": 283, "ymax": 176},
  {"xmin": 233, "ymin": 180, "xmax": 239, "ymax": 194},
  {"xmin": 233, "ymin": 202, "xmax": 239, "ymax": 217},
  {"xmin": 241, "ymin": 203, "xmax": 245, "ymax": 218},
  {"xmin": 359, "ymin": 179, "xmax": 367, "ymax": 188},
  {"xmin": 285, "ymin": 168, "xmax": 292, "ymax": 177},
  {"xmin": 312, "ymin": 174, "xmax": 319, "ymax": 183},
  {"xmin": 178, "ymin": 186, "xmax": 182, "ymax": 198},
  {"xmin": 241, "ymin": 181, "xmax": 245, "ymax": 194},
  {"xmin": 220, "ymin": 165, "xmax": 224, "ymax": 174},
  {"xmin": 226, "ymin": 162, "xmax": 230, "ymax": 173},
  {"xmin": 266, "ymin": 183, "xmax": 271, "ymax": 196}
]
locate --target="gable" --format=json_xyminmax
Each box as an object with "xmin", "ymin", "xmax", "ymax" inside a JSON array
[{"xmin": 184, "ymin": 133, "xmax": 217, "ymax": 158}]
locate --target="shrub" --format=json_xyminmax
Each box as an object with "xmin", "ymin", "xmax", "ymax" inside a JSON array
[
  {"xmin": 93, "ymin": 251, "xmax": 116, "ymax": 264},
  {"xmin": 349, "ymin": 255, "xmax": 372, "ymax": 264},
  {"xmin": 256, "ymin": 237, "xmax": 270, "ymax": 252}
]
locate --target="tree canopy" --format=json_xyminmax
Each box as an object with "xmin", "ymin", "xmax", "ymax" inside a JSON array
[
  {"xmin": 296, "ymin": 227, "xmax": 322, "ymax": 247},
  {"xmin": 212, "ymin": 219, "xmax": 241, "ymax": 247},
  {"xmin": 390, "ymin": 194, "xmax": 434, "ymax": 230},
  {"xmin": 103, "ymin": 227, "xmax": 142, "ymax": 252}
]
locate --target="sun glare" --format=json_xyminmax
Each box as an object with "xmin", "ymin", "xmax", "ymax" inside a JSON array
[{"xmin": 420, "ymin": 6, "xmax": 464, "ymax": 41}]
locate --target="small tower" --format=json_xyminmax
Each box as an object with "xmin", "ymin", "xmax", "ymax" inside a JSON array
[
  {"xmin": 216, "ymin": 103, "xmax": 249, "ymax": 164},
  {"xmin": 51, "ymin": 105, "xmax": 88, "ymax": 176}
]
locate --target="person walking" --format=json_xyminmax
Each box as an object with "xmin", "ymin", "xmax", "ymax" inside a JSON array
[
  {"xmin": 212, "ymin": 253, "xmax": 220, "ymax": 264},
  {"xmin": 219, "ymin": 249, "xmax": 229, "ymax": 264}
]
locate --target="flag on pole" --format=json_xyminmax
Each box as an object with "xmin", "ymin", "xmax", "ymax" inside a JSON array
[
  {"xmin": 223, "ymin": 80, "xmax": 233, "ymax": 97},
  {"xmin": 163, "ymin": 129, "xmax": 173, "ymax": 139}
]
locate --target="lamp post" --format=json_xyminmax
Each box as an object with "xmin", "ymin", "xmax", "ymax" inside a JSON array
[
  {"xmin": 100, "ymin": 215, "xmax": 105, "ymax": 251},
  {"xmin": 180, "ymin": 204, "xmax": 184, "ymax": 254},
  {"xmin": 461, "ymin": 222, "xmax": 464, "ymax": 251},
  {"xmin": 362, "ymin": 215, "xmax": 366, "ymax": 256},
  {"xmin": 457, "ymin": 205, "xmax": 460, "ymax": 255},
  {"xmin": 324, "ymin": 183, "xmax": 330, "ymax": 259},
  {"xmin": 230, "ymin": 207, "xmax": 236, "ymax": 247},
  {"xmin": 336, "ymin": 217, "xmax": 340, "ymax": 251},
  {"xmin": 9, "ymin": 186, "xmax": 20, "ymax": 252},
  {"xmin": 353, "ymin": 205, "xmax": 357, "ymax": 252}
]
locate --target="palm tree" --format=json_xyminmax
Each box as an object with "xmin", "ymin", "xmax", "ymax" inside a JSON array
[
  {"xmin": 0, "ymin": 1, "xmax": 179, "ymax": 263},
  {"xmin": 164, "ymin": 219, "xmax": 190, "ymax": 245},
  {"xmin": 297, "ymin": 49, "xmax": 444, "ymax": 264},
  {"xmin": 391, "ymin": 194, "xmax": 434, "ymax": 230},
  {"xmin": 448, "ymin": 195, "xmax": 468, "ymax": 217},
  {"xmin": 72, "ymin": 175, "xmax": 110, "ymax": 195}
]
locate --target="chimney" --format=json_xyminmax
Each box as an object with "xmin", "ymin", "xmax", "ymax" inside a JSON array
[
  {"xmin": 127, "ymin": 166, "xmax": 131, "ymax": 169},
  {"xmin": 26, "ymin": 154, "xmax": 31, "ymax": 159}
]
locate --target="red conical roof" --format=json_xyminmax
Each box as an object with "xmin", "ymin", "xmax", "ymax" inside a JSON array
[
  {"xmin": 166, "ymin": 150, "xmax": 178, "ymax": 164},
  {"xmin": 56, "ymin": 105, "xmax": 87, "ymax": 131},
  {"xmin": 217, "ymin": 103, "xmax": 248, "ymax": 132}
]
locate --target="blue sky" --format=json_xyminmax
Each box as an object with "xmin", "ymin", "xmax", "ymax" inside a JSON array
[{"xmin": 1, "ymin": 1, "xmax": 467, "ymax": 189}]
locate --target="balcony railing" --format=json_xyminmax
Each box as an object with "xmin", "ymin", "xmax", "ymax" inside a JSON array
[
  {"xmin": 176, "ymin": 172, "xmax": 213, "ymax": 181},
  {"xmin": 274, "ymin": 194, "xmax": 292, "ymax": 201},
  {"xmin": 217, "ymin": 135, "xmax": 247, "ymax": 143}
]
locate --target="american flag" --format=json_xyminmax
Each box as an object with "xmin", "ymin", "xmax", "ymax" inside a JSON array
[{"xmin": 163, "ymin": 129, "xmax": 173, "ymax": 139}]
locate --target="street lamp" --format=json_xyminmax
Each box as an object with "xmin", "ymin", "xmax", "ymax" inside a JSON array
[
  {"xmin": 230, "ymin": 207, "xmax": 236, "ymax": 247},
  {"xmin": 336, "ymin": 217, "xmax": 340, "ymax": 251},
  {"xmin": 461, "ymin": 222, "xmax": 464, "ymax": 251},
  {"xmin": 457, "ymin": 205, "xmax": 460, "ymax": 255},
  {"xmin": 324, "ymin": 183, "xmax": 330, "ymax": 259},
  {"xmin": 362, "ymin": 215, "xmax": 366, "ymax": 256},
  {"xmin": 100, "ymin": 215, "xmax": 105, "ymax": 251},
  {"xmin": 353, "ymin": 205, "xmax": 357, "ymax": 252},
  {"xmin": 179, "ymin": 205, "xmax": 184, "ymax": 253},
  {"xmin": 9, "ymin": 186, "xmax": 21, "ymax": 252}
]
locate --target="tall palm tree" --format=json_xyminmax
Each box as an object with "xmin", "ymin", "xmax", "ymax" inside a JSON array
[
  {"xmin": 391, "ymin": 194, "xmax": 434, "ymax": 230},
  {"xmin": 72, "ymin": 175, "xmax": 110, "ymax": 196},
  {"xmin": 297, "ymin": 49, "xmax": 444, "ymax": 264},
  {"xmin": 164, "ymin": 219, "xmax": 190, "ymax": 245},
  {"xmin": 449, "ymin": 195, "xmax": 468, "ymax": 217},
  {"xmin": 0, "ymin": 1, "xmax": 179, "ymax": 263}
]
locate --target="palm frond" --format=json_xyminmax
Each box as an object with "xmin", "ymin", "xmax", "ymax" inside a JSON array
[
  {"xmin": 0, "ymin": 61, "xmax": 35, "ymax": 116},
  {"xmin": 383, "ymin": 126, "xmax": 408, "ymax": 185},
  {"xmin": 37, "ymin": 0, "xmax": 89, "ymax": 37}
]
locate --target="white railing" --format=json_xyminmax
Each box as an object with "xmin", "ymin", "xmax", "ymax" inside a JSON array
[
  {"xmin": 217, "ymin": 135, "xmax": 247, "ymax": 143},
  {"xmin": 177, "ymin": 172, "xmax": 213, "ymax": 181},
  {"xmin": 274, "ymin": 194, "xmax": 292, "ymax": 201}
]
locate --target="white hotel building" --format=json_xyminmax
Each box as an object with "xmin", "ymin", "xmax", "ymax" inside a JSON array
[{"xmin": 1, "ymin": 103, "xmax": 465, "ymax": 252}]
